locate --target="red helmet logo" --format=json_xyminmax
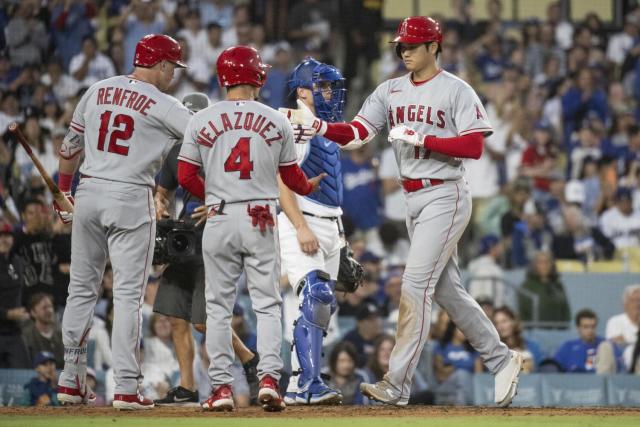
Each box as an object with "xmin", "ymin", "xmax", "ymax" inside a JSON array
[
  {"xmin": 216, "ymin": 46, "xmax": 271, "ymax": 88},
  {"xmin": 134, "ymin": 34, "xmax": 187, "ymax": 69}
]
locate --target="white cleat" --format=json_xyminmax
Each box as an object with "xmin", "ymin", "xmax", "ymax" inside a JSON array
[
  {"xmin": 494, "ymin": 350, "xmax": 524, "ymax": 407},
  {"xmin": 360, "ymin": 380, "xmax": 408, "ymax": 406}
]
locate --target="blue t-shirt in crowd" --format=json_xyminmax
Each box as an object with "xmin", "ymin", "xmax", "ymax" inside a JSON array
[
  {"xmin": 340, "ymin": 156, "xmax": 381, "ymax": 231},
  {"xmin": 24, "ymin": 377, "xmax": 57, "ymax": 406},
  {"xmin": 553, "ymin": 336, "xmax": 621, "ymax": 373},
  {"xmin": 435, "ymin": 342, "xmax": 478, "ymax": 373}
]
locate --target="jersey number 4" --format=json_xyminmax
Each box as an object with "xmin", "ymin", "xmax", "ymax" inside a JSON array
[
  {"xmin": 97, "ymin": 110, "xmax": 134, "ymax": 156},
  {"xmin": 224, "ymin": 137, "xmax": 254, "ymax": 179}
]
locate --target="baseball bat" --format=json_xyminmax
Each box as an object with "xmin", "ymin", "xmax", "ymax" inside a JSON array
[{"xmin": 8, "ymin": 122, "xmax": 74, "ymax": 213}]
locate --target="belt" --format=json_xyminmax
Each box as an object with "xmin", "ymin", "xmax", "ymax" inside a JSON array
[
  {"xmin": 302, "ymin": 211, "xmax": 339, "ymax": 221},
  {"xmin": 401, "ymin": 178, "xmax": 445, "ymax": 193}
]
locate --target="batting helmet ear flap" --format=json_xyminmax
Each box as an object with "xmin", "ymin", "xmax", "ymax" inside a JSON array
[{"xmin": 395, "ymin": 43, "xmax": 402, "ymax": 58}]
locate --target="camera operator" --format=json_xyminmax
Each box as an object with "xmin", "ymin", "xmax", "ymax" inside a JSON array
[{"xmin": 152, "ymin": 93, "xmax": 259, "ymax": 406}]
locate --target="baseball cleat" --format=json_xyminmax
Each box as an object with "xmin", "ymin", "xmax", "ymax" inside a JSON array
[
  {"xmin": 243, "ymin": 354, "xmax": 260, "ymax": 404},
  {"xmin": 113, "ymin": 393, "xmax": 154, "ymax": 410},
  {"xmin": 258, "ymin": 375, "xmax": 286, "ymax": 412},
  {"xmin": 154, "ymin": 386, "xmax": 200, "ymax": 407},
  {"xmin": 57, "ymin": 385, "xmax": 96, "ymax": 405},
  {"xmin": 360, "ymin": 380, "xmax": 408, "ymax": 406},
  {"xmin": 284, "ymin": 391, "xmax": 299, "ymax": 405},
  {"xmin": 201, "ymin": 385, "xmax": 234, "ymax": 411},
  {"xmin": 296, "ymin": 379, "xmax": 343, "ymax": 405},
  {"xmin": 494, "ymin": 350, "xmax": 524, "ymax": 407}
]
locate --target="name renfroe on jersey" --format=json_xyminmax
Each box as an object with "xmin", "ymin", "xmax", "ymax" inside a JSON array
[
  {"xmin": 355, "ymin": 70, "xmax": 492, "ymax": 181},
  {"xmin": 74, "ymin": 75, "xmax": 191, "ymax": 187}
]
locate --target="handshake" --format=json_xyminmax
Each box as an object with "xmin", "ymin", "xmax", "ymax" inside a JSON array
[{"xmin": 279, "ymin": 101, "xmax": 423, "ymax": 148}]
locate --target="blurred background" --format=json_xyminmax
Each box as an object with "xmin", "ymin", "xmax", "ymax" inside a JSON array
[{"xmin": 0, "ymin": 0, "xmax": 639, "ymax": 408}]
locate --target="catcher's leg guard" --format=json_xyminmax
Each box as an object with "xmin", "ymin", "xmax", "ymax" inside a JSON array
[{"xmin": 292, "ymin": 270, "xmax": 341, "ymax": 404}]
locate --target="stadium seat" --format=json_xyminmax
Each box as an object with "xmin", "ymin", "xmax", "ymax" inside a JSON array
[
  {"xmin": 524, "ymin": 329, "xmax": 574, "ymax": 359},
  {"xmin": 0, "ymin": 369, "xmax": 33, "ymax": 406},
  {"xmin": 541, "ymin": 374, "xmax": 607, "ymax": 406},
  {"xmin": 588, "ymin": 261, "xmax": 625, "ymax": 273},
  {"xmin": 556, "ymin": 259, "xmax": 586, "ymax": 273},
  {"xmin": 473, "ymin": 373, "xmax": 542, "ymax": 407},
  {"xmin": 606, "ymin": 375, "xmax": 640, "ymax": 407}
]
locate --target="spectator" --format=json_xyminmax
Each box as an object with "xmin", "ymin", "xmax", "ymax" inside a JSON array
[
  {"xmin": 221, "ymin": 4, "xmax": 252, "ymax": 48},
  {"xmin": 24, "ymin": 351, "xmax": 58, "ymax": 406},
  {"xmin": 327, "ymin": 342, "xmax": 367, "ymax": 405},
  {"xmin": 89, "ymin": 298, "xmax": 113, "ymax": 371},
  {"xmin": 561, "ymin": 68, "xmax": 608, "ymax": 146},
  {"xmin": 554, "ymin": 309, "xmax": 621, "ymax": 373},
  {"xmin": 142, "ymin": 313, "xmax": 179, "ymax": 400},
  {"xmin": 0, "ymin": 222, "xmax": 31, "ymax": 368},
  {"xmin": 381, "ymin": 270, "xmax": 402, "ymax": 320},
  {"xmin": 363, "ymin": 334, "xmax": 394, "ymax": 383},
  {"xmin": 432, "ymin": 320, "xmax": 480, "ymax": 405},
  {"xmin": 198, "ymin": 0, "xmax": 234, "ymax": 28},
  {"xmin": 606, "ymin": 14, "xmax": 639, "ymax": 67},
  {"xmin": 177, "ymin": 9, "xmax": 207, "ymax": 60},
  {"xmin": 336, "ymin": 274, "xmax": 379, "ymax": 317},
  {"xmin": 4, "ymin": 0, "xmax": 49, "ymax": 68},
  {"xmin": 287, "ymin": 0, "xmax": 332, "ymax": 51},
  {"xmin": 86, "ymin": 367, "xmax": 106, "ymax": 406},
  {"xmin": 120, "ymin": 0, "xmax": 168, "ymax": 73},
  {"xmin": 11, "ymin": 198, "xmax": 70, "ymax": 307},
  {"xmin": 40, "ymin": 60, "xmax": 81, "ymax": 107},
  {"xmin": 341, "ymin": 147, "xmax": 382, "ymax": 245},
  {"xmin": 605, "ymin": 285, "xmax": 640, "ymax": 349},
  {"xmin": 546, "ymin": 1, "xmax": 573, "ymax": 50},
  {"xmin": 342, "ymin": 302, "xmax": 382, "ymax": 368},
  {"xmin": 0, "ymin": 50, "xmax": 21, "ymax": 92},
  {"xmin": 518, "ymin": 251, "xmax": 570, "ymax": 324},
  {"xmin": 22, "ymin": 293, "xmax": 64, "ymax": 367},
  {"xmin": 50, "ymin": 0, "xmax": 96, "ymax": 69},
  {"xmin": 551, "ymin": 204, "xmax": 615, "ymax": 262},
  {"xmin": 69, "ymin": 37, "xmax": 116, "ymax": 87},
  {"xmin": 260, "ymin": 44, "xmax": 292, "ymax": 109},
  {"xmin": 494, "ymin": 306, "xmax": 543, "ymax": 372},
  {"xmin": 599, "ymin": 187, "xmax": 640, "ymax": 251},
  {"xmin": 520, "ymin": 120, "xmax": 559, "ymax": 197},
  {"xmin": 167, "ymin": 37, "xmax": 208, "ymax": 101},
  {"xmin": 0, "ymin": 91, "xmax": 22, "ymax": 133},
  {"xmin": 568, "ymin": 122, "xmax": 602, "ymax": 180},
  {"xmin": 468, "ymin": 234, "xmax": 506, "ymax": 306}
]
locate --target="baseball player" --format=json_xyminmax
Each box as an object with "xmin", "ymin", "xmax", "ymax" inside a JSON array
[
  {"xmin": 152, "ymin": 93, "xmax": 260, "ymax": 407},
  {"xmin": 281, "ymin": 17, "xmax": 524, "ymax": 407},
  {"xmin": 177, "ymin": 45, "xmax": 325, "ymax": 412},
  {"xmin": 277, "ymin": 58, "xmax": 346, "ymax": 405},
  {"xmin": 54, "ymin": 34, "xmax": 192, "ymax": 410}
]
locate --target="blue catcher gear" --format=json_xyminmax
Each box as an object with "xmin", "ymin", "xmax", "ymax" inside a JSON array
[
  {"xmin": 291, "ymin": 270, "xmax": 342, "ymax": 404},
  {"xmin": 288, "ymin": 57, "xmax": 346, "ymax": 123}
]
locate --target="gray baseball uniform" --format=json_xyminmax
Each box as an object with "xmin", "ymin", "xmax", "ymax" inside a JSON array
[
  {"xmin": 355, "ymin": 70, "xmax": 510, "ymax": 400},
  {"xmin": 59, "ymin": 75, "xmax": 191, "ymax": 395},
  {"xmin": 179, "ymin": 100, "xmax": 297, "ymax": 387}
]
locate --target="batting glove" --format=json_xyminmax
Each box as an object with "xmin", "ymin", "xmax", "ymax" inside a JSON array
[
  {"xmin": 388, "ymin": 125, "xmax": 423, "ymax": 147},
  {"xmin": 279, "ymin": 99, "xmax": 328, "ymax": 138},
  {"xmin": 53, "ymin": 192, "xmax": 74, "ymax": 224}
]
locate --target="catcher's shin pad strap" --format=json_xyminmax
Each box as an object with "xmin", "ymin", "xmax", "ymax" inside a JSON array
[{"xmin": 335, "ymin": 245, "xmax": 364, "ymax": 293}]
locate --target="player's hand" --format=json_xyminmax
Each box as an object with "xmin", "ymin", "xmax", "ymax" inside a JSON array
[
  {"xmin": 296, "ymin": 223, "xmax": 319, "ymax": 255},
  {"xmin": 388, "ymin": 125, "xmax": 424, "ymax": 147},
  {"xmin": 190, "ymin": 205, "xmax": 209, "ymax": 226},
  {"xmin": 279, "ymin": 100, "xmax": 327, "ymax": 135},
  {"xmin": 308, "ymin": 172, "xmax": 327, "ymax": 193},
  {"xmin": 53, "ymin": 192, "xmax": 74, "ymax": 224}
]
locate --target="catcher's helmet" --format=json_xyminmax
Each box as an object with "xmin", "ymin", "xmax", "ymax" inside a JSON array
[
  {"xmin": 391, "ymin": 16, "xmax": 442, "ymax": 57},
  {"xmin": 216, "ymin": 46, "xmax": 270, "ymax": 88},
  {"xmin": 134, "ymin": 34, "xmax": 187, "ymax": 68},
  {"xmin": 288, "ymin": 57, "xmax": 346, "ymax": 123}
]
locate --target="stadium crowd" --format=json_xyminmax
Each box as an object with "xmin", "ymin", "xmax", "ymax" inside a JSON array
[{"xmin": 0, "ymin": 0, "xmax": 639, "ymax": 406}]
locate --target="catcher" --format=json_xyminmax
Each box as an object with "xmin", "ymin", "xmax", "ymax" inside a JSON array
[{"xmin": 277, "ymin": 58, "xmax": 363, "ymax": 405}]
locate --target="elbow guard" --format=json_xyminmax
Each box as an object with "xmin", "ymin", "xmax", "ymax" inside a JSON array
[{"xmin": 59, "ymin": 129, "xmax": 84, "ymax": 160}]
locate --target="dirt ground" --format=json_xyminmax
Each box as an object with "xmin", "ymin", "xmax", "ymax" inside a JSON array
[{"xmin": 1, "ymin": 405, "xmax": 640, "ymax": 418}]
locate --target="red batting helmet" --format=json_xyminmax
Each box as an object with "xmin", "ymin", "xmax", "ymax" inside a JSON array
[
  {"xmin": 216, "ymin": 46, "xmax": 270, "ymax": 88},
  {"xmin": 391, "ymin": 16, "xmax": 443, "ymax": 57},
  {"xmin": 134, "ymin": 34, "xmax": 187, "ymax": 68}
]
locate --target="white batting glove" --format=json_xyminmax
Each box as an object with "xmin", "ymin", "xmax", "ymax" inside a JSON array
[
  {"xmin": 279, "ymin": 99, "xmax": 328, "ymax": 136},
  {"xmin": 53, "ymin": 192, "xmax": 74, "ymax": 224},
  {"xmin": 388, "ymin": 125, "xmax": 424, "ymax": 147},
  {"xmin": 292, "ymin": 124, "xmax": 316, "ymax": 144}
]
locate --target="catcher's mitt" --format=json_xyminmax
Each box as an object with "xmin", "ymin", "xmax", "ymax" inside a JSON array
[{"xmin": 335, "ymin": 244, "xmax": 364, "ymax": 293}]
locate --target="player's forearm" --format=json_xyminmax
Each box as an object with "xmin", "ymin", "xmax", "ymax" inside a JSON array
[
  {"xmin": 57, "ymin": 157, "xmax": 81, "ymax": 192},
  {"xmin": 422, "ymin": 132, "xmax": 484, "ymax": 160},
  {"xmin": 278, "ymin": 175, "xmax": 307, "ymax": 229},
  {"xmin": 177, "ymin": 160, "xmax": 205, "ymax": 200},
  {"xmin": 322, "ymin": 121, "xmax": 371, "ymax": 146},
  {"xmin": 278, "ymin": 164, "xmax": 313, "ymax": 195}
]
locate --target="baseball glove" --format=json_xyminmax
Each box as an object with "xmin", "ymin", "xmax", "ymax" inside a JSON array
[{"xmin": 335, "ymin": 244, "xmax": 364, "ymax": 293}]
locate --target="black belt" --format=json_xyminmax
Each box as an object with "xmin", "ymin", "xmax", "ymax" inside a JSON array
[{"xmin": 302, "ymin": 211, "xmax": 339, "ymax": 221}]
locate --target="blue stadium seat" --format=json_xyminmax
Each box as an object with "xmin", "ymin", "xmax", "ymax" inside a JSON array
[
  {"xmin": 541, "ymin": 374, "xmax": 607, "ymax": 406},
  {"xmin": 0, "ymin": 369, "xmax": 34, "ymax": 406},
  {"xmin": 606, "ymin": 375, "xmax": 640, "ymax": 407},
  {"xmin": 524, "ymin": 329, "xmax": 575, "ymax": 360},
  {"xmin": 473, "ymin": 373, "xmax": 542, "ymax": 407}
]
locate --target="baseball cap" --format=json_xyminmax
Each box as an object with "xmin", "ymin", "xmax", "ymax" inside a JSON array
[
  {"xmin": 33, "ymin": 351, "xmax": 56, "ymax": 368},
  {"xmin": 615, "ymin": 187, "xmax": 633, "ymax": 201},
  {"xmin": 534, "ymin": 120, "xmax": 553, "ymax": 132},
  {"xmin": 479, "ymin": 234, "xmax": 500, "ymax": 255},
  {"xmin": 182, "ymin": 93, "xmax": 209, "ymax": 113},
  {"xmin": 359, "ymin": 251, "xmax": 381, "ymax": 263},
  {"xmin": 356, "ymin": 302, "xmax": 380, "ymax": 321}
]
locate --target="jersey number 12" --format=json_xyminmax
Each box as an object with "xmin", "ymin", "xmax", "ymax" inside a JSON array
[
  {"xmin": 224, "ymin": 137, "xmax": 254, "ymax": 179},
  {"xmin": 97, "ymin": 110, "xmax": 134, "ymax": 156}
]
